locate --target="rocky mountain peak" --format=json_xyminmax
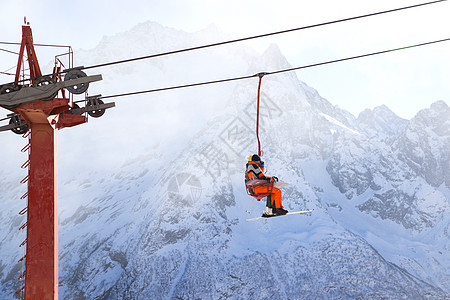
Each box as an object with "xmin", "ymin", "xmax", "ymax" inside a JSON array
[
  {"xmin": 0, "ymin": 21, "xmax": 448, "ymax": 299},
  {"xmin": 357, "ymin": 104, "xmax": 407, "ymax": 138}
]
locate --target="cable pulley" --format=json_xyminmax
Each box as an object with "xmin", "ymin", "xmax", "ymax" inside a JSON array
[
  {"xmin": 64, "ymin": 69, "xmax": 89, "ymax": 94},
  {"xmin": 9, "ymin": 114, "xmax": 28, "ymax": 134},
  {"xmin": 67, "ymin": 95, "xmax": 115, "ymax": 119},
  {"xmin": 0, "ymin": 113, "xmax": 29, "ymax": 134},
  {"xmin": 87, "ymin": 97, "xmax": 106, "ymax": 118},
  {"xmin": 32, "ymin": 76, "xmax": 56, "ymax": 101}
]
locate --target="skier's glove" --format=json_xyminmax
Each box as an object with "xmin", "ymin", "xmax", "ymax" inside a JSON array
[{"xmin": 273, "ymin": 176, "xmax": 279, "ymax": 182}]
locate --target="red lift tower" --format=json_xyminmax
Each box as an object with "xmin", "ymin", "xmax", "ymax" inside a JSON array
[{"xmin": 0, "ymin": 21, "xmax": 114, "ymax": 299}]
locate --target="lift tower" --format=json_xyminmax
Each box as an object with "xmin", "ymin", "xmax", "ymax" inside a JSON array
[{"xmin": 0, "ymin": 20, "xmax": 114, "ymax": 299}]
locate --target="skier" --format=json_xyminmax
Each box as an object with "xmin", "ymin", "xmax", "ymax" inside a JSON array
[{"xmin": 245, "ymin": 154, "xmax": 288, "ymax": 217}]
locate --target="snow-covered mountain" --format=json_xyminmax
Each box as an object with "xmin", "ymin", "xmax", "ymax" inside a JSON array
[{"xmin": 0, "ymin": 21, "xmax": 449, "ymax": 299}]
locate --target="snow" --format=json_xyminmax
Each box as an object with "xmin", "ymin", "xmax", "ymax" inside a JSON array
[
  {"xmin": 319, "ymin": 112, "xmax": 361, "ymax": 135},
  {"xmin": 0, "ymin": 21, "xmax": 449, "ymax": 299}
]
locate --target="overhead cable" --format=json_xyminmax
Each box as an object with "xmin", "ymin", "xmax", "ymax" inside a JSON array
[
  {"xmin": 0, "ymin": 49, "xmax": 23, "ymax": 76},
  {"xmin": 0, "ymin": 41, "xmax": 71, "ymax": 48},
  {"xmin": 0, "ymin": 48, "xmax": 20, "ymax": 55},
  {"xmin": 82, "ymin": 0, "xmax": 447, "ymax": 71},
  {"xmin": 0, "ymin": 0, "xmax": 446, "ymax": 84},
  {"xmin": 0, "ymin": 71, "xmax": 15, "ymax": 76},
  {"xmin": 99, "ymin": 37, "xmax": 450, "ymax": 100}
]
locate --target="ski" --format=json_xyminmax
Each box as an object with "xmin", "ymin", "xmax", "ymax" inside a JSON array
[{"xmin": 246, "ymin": 209, "xmax": 313, "ymax": 221}]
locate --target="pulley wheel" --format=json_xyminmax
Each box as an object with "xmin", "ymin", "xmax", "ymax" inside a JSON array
[
  {"xmin": 0, "ymin": 84, "xmax": 21, "ymax": 109},
  {"xmin": 0, "ymin": 84, "xmax": 19, "ymax": 95},
  {"xmin": 9, "ymin": 116, "xmax": 28, "ymax": 135},
  {"xmin": 87, "ymin": 99, "xmax": 105, "ymax": 118},
  {"xmin": 33, "ymin": 76, "xmax": 57, "ymax": 101},
  {"xmin": 64, "ymin": 69, "xmax": 89, "ymax": 94},
  {"xmin": 33, "ymin": 76, "xmax": 55, "ymax": 87}
]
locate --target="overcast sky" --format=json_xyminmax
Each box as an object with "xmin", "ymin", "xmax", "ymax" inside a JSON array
[{"xmin": 1, "ymin": 0, "xmax": 449, "ymax": 119}]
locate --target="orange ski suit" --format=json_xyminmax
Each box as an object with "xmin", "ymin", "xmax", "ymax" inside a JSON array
[
  {"xmin": 253, "ymin": 185, "xmax": 283, "ymax": 209},
  {"xmin": 246, "ymin": 161, "xmax": 284, "ymax": 209}
]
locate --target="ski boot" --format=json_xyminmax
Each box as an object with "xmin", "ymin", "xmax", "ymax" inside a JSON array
[
  {"xmin": 261, "ymin": 206, "xmax": 275, "ymax": 218},
  {"xmin": 273, "ymin": 207, "xmax": 288, "ymax": 215}
]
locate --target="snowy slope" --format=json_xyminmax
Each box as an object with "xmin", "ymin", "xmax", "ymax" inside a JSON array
[{"xmin": 0, "ymin": 22, "xmax": 449, "ymax": 299}]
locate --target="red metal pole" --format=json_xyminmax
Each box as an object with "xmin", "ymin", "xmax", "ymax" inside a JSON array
[
  {"xmin": 4, "ymin": 21, "xmax": 104, "ymax": 299},
  {"xmin": 15, "ymin": 25, "xmax": 42, "ymax": 84},
  {"xmin": 15, "ymin": 33, "xmax": 26, "ymax": 84},
  {"xmin": 24, "ymin": 116, "xmax": 58, "ymax": 300}
]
